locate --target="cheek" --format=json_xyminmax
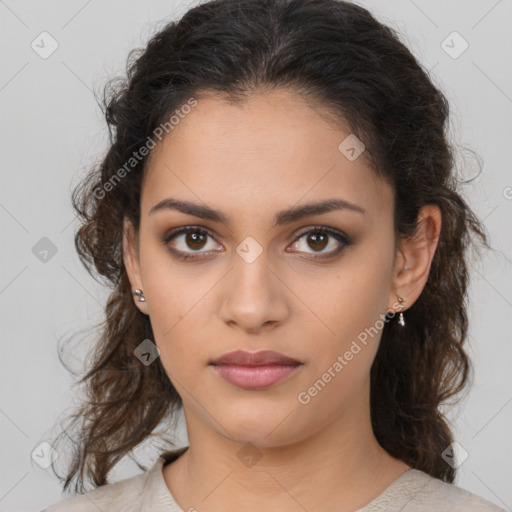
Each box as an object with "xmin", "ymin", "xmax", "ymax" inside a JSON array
[
  {"xmin": 307, "ymin": 253, "xmax": 393, "ymax": 367},
  {"xmin": 138, "ymin": 249, "xmax": 219, "ymax": 380},
  {"xmin": 294, "ymin": 271, "xmax": 389, "ymax": 414},
  {"xmin": 320, "ymin": 259, "xmax": 391, "ymax": 328}
]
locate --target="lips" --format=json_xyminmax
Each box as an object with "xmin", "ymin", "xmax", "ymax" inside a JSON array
[
  {"xmin": 209, "ymin": 349, "xmax": 301, "ymax": 367},
  {"xmin": 209, "ymin": 350, "xmax": 303, "ymax": 390}
]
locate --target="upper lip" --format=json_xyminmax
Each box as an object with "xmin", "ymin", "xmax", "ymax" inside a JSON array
[{"xmin": 210, "ymin": 350, "xmax": 302, "ymax": 366}]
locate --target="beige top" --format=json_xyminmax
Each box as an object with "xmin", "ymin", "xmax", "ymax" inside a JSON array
[{"xmin": 42, "ymin": 446, "xmax": 506, "ymax": 511}]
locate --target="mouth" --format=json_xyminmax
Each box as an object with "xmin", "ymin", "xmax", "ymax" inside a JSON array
[
  {"xmin": 210, "ymin": 363, "xmax": 302, "ymax": 390},
  {"xmin": 209, "ymin": 349, "xmax": 302, "ymax": 366},
  {"xmin": 209, "ymin": 350, "xmax": 303, "ymax": 390}
]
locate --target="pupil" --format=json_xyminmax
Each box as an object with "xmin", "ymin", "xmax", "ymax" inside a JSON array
[
  {"xmin": 309, "ymin": 232, "xmax": 327, "ymax": 251},
  {"xmin": 187, "ymin": 232, "xmax": 206, "ymax": 250}
]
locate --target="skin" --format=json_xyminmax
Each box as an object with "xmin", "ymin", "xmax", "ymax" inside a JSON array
[{"xmin": 123, "ymin": 88, "xmax": 441, "ymax": 512}]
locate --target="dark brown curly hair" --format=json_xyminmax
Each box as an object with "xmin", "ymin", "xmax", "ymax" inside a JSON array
[{"xmin": 50, "ymin": 0, "xmax": 490, "ymax": 494}]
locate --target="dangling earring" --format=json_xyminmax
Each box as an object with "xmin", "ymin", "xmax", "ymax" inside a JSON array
[
  {"xmin": 133, "ymin": 289, "xmax": 146, "ymax": 302},
  {"xmin": 397, "ymin": 296, "xmax": 405, "ymax": 326}
]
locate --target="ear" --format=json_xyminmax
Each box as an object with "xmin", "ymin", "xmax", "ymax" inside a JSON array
[
  {"xmin": 123, "ymin": 217, "xmax": 149, "ymax": 315},
  {"xmin": 388, "ymin": 204, "xmax": 442, "ymax": 314}
]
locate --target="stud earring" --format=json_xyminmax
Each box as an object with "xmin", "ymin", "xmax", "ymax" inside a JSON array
[
  {"xmin": 397, "ymin": 296, "xmax": 405, "ymax": 326},
  {"xmin": 133, "ymin": 289, "xmax": 146, "ymax": 302}
]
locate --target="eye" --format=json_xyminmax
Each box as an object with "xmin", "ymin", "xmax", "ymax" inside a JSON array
[
  {"xmin": 287, "ymin": 226, "xmax": 351, "ymax": 260},
  {"xmin": 162, "ymin": 225, "xmax": 351, "ymax": 262},
  {"xmin": 163, "ymin": 226, "xmax": 222, "ymax": 261}
]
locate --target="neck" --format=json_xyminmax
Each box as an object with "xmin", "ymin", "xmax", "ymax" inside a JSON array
[{"xmin": 163, "ymin": 388, "xmax": 410, "ymax": 512}]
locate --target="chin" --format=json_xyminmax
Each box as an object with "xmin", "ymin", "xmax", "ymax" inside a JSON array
[{"xmin": 216, "ymin": 403, "xmax": 306, "ymax": 446}]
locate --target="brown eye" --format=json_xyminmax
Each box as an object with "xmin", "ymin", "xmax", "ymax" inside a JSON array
[
  {"xmin": 163, "ymin": 225, "xmax": 351, "ymax": 262},
  {"xmin": 288, "ymin": 227, "xmax": 351, "ymax": 260},
  {"xmin": 306, "ymin": 232, "xmax": 329, "ymax": 252},
  {"xmin": 185, "ymin": 231, "xmax": 208, "ymax": 250},
  {"xmin": 163, "ymin": 226, "xmax": 222, "ymax": 261}
]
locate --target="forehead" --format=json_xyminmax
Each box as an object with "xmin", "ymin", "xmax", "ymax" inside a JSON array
[{"xmin": 141, "ymin": 89, "xmax": 392, "ymax": 225}]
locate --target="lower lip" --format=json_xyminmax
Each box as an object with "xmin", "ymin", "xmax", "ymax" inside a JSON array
[{"xmin": 211, "ymin": 364, "xmax": 302, "ymax": 390}]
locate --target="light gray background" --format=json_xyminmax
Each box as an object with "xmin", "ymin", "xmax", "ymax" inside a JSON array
[{"xmin": 1, "ymin": 1, "xmax": 511, "ymax": 511}]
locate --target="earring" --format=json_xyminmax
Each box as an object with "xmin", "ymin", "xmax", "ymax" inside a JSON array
[
  {"xmin": 133, "ymin": 289, "xmax": 146, "ymax": 302},
  {"xmin": 397, "ymin": 296, "xmax": 405, "ymax": 326}
]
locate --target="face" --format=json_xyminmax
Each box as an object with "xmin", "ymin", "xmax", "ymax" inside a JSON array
[{"xmin": 124, "ymin": 89, "xmax": 403, "ymax": 449}]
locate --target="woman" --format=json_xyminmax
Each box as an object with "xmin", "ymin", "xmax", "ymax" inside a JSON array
[{"xmin": 43, "ymin": 0, "xmax": 505, "ymax": 510}]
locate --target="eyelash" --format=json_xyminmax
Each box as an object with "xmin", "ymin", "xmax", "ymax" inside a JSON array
[{"xmin": 162, "ymin": 225, "xmax": 352, "ymax": 262}]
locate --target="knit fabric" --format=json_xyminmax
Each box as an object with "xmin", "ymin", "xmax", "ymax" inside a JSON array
[{"xmin": 42, "ymin": 447, "xmax": 506, "ymax": 512}]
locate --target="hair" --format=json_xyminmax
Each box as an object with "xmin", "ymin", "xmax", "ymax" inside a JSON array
[{"xmin": 51, "ymin": 0, "xmax": 490, "ymax": 494}]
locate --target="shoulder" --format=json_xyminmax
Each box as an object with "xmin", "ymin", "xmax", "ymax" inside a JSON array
[
  {"xmin": 41, "ymin": 447, "xmax": 188, "ymax": 512},
  {"xmin": 413, "ymin": 471, "xmax": 506, "ymax": 512},
  {"xmin": 362, "ymin": 468, "xmax": 506, "ymax": 511},
  {"xmin": 41, "ymin": 471, "xmax": 149, "ymax": 512}
]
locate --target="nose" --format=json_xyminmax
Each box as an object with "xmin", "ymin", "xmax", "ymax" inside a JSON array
[{"xmin": 218, "ymin": 252, "xmax": 290, "ymax": 334}]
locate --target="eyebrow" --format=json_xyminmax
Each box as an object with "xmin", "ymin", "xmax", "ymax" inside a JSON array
[{"xmin": 148, "ymin": 197, "xmax": 366, "ymax": 227}]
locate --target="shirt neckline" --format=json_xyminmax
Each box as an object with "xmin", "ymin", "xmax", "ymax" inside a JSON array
[{"xmin": 150, "ymin": 448, "xmax": 430, "ymax": 512}]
